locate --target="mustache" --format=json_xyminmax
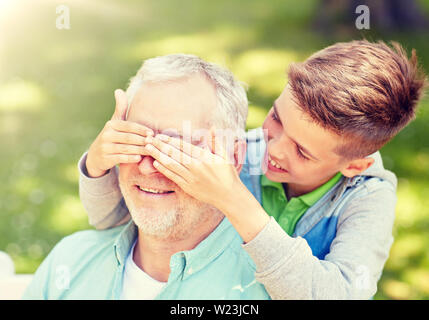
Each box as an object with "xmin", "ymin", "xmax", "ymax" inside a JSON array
[{"xmin": 124, "ymin": 174, "xmax": 178, "ymax": 190}]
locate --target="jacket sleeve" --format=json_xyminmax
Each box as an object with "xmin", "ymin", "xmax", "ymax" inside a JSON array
[
  {"xmin": 78, "ymin": 151, "xmax": 130, "ymax": 230},
  {"xmin": 242, "ymin": 181, "xmax": 396, "ymax": 300}
]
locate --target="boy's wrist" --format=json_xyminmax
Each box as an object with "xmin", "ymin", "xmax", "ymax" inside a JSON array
[
  {"xmin": 85, "ymin": 154, "xmax": 107, "ymax": 178},
  {"xmin": 214, "ymin": 180, "xmax": 249, "ymax": 213},
  {"xmin": 79, "ymin": 152, "xmax": 108, "ymax": 179},
  {"xmin": 87, "ymin": 166, "xmax": 108, "ymax": 178},
  {"xmin": 218, "ymin": 182, "xmax": 270, "ymax": 243}
]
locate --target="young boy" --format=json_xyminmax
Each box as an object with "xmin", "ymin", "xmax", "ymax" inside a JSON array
[{"xmin": 78, "ymin": 40, "xmax": 427, "ymax": 299}]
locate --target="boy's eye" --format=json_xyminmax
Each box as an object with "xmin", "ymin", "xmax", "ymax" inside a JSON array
[
  {"xmin": 296, "ymin": 145, "xmax": 310, "ymax": 161},
  {"xmin": 270, "ymin": 107, "xmax": 311, "ymax": 161},
  {"xmin": 271, "ymin": 109, "xmax": 280, "ymax": 122}
]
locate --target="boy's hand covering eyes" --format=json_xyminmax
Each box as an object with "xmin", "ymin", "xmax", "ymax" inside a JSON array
[
  {"xmin": 144, "ymin": 127, "xmax": 243, "ymax": 208},
  {"xmin": 85, "ymin": 89, "xmax": 154, "ymax": 178}
]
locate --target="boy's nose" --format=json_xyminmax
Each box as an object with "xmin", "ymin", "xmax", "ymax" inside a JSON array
[{"xmin": 269, "ymin": 137, "xmax": 287, "ymax": 160}]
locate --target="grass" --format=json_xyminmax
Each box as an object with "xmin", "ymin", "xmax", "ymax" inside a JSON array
[{"xmin": 1, "ymin": 0, "xmax": 429, "ymax": 299}]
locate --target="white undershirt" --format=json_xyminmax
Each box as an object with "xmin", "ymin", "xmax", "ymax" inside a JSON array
[{"xmin": 120, "ymin": 240, "xmax": 167, "ymax": 300}]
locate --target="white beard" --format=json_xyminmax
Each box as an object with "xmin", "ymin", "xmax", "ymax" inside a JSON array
[{"xmin": 119, "ymin": 179, "xmax": 219, "ymax": 241}]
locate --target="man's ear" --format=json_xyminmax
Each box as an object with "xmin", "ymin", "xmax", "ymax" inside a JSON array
[
  {"xmin": 340, "ymin": 157, "xmax": 375, "ymax": 178},
  {"xmin": 233, "ymin": 139, "xmax": 247, "ymax": 174}
]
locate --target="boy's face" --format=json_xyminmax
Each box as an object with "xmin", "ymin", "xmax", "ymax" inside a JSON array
[{"xmin": 262, "ymin": 85, "xmax": 351, "ymax": 195}]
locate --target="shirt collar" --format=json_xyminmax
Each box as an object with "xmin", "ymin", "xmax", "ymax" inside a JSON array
[
  {"xmin": 112, "ymin": 217, "xmax": 240, "ymax": 278},
  {"xmin": 180, "ymin": 217, "xmax": 239, "ymax": 279},
  {"xmin": 300, "ymin": 172, "xmax": 343, "ymax": 206},
  {"xmin": 261, "ymin": 172, "xmax": 343, "ymax": 207},
  {"xmin": 113, "ymin": 220, "xmax": 138, "ymax": 267},
  {"xmin": 261, "ymin": 174, "xmax": 286, "ymax": 196}
]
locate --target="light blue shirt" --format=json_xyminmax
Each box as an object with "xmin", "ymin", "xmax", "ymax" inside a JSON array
[{"xmin": 22, "ymin": 218, "xmax": 270, "ymax": 299}]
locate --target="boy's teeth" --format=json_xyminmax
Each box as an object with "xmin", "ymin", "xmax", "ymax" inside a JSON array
[{"xmin": 269, "ymin": 156, "xmax": 283, "ymax": 169}]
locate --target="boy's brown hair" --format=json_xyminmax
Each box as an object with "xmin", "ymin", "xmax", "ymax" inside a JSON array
[{"xmin": 288, "ymin": 40, "xmax": 427, "ymax": 159}]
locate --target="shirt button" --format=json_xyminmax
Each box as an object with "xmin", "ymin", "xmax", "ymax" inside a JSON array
[{"xmin": 187, "ymin": 267, "xmax": 193, "ymax": 275}]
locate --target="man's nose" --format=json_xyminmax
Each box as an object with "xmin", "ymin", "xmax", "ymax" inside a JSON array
[{"xmin": 137, "ymin": 155, "xmax": 159, "ymax": 175}]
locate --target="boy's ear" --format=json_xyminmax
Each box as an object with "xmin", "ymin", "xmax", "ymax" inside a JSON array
[
  {"xmin": 233, "ymin": 139, "xmax": 247, "ymax": 174},
  {"xmin": 340, "ymin": 157, "xmax": 375, "ymax": 178}
]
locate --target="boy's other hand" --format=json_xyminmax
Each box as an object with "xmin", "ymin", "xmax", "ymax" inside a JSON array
[{"xmin": 85, "ymin": 89, "xmax": 154, "ymax": 178}]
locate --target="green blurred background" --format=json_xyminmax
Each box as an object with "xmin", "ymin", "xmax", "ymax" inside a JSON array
[{"xmin": 1, "ymin": 0, "xmax": 428, "ymax": 299}]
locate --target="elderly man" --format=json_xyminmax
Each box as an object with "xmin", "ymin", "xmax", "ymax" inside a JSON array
[{"xmin": 22, "ymin": 54, "xmax": 270, "ymax": 299}]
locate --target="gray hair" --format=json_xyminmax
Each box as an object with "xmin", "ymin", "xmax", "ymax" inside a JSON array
[{"xmin": 125, "ymin": 54, "xmax": 248, "ymax": 138}]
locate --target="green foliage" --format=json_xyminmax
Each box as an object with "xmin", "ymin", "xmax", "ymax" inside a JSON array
[{"xmin": 1, "ymin": 0, "xmax": 428, "ymax": 299}]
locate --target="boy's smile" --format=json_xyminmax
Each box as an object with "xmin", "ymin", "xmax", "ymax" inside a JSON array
[{"xmin": 266, "ymin": 154, "xmax": 288, "ymax": 173}]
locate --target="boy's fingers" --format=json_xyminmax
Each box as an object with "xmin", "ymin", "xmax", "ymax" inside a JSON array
[
  {"xmin": 154, "ymin": 134, "xmax": 202, "ymax": 159},
  {"xmin": 145, "ymin": 141, "xmax": 193, "ymax": 167},
  {"xmin": 109, "ymin": 120, "xmax": 154, "ymax": 137},
  {"xmin": 112, "ymin": 89, "xmax": 128, "ymax": 121},
  {"xmin": 107, "ymin": 154, "xmax": 141, "ymax": 164},
  {"xmin": 152, "ymin": 160, "xmax": 188, "ymax": 187},
  {"xmin": 145, "ymin": 144, "xmax": 192, "ymax": 181},
  {"xmin": 108, "ymin": 143, "xmax": 148, "ymax": 156},
  {"xmin": 108, "ymin": 131, "xmax": 147, "ymax": 146}
]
